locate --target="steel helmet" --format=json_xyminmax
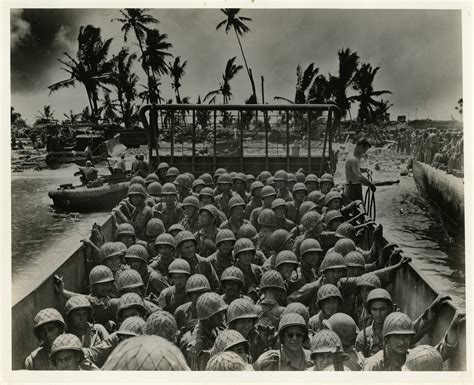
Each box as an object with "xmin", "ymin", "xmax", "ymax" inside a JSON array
[
  {"xmin": 144, "ymin": 310, "xmax": 178, "ymax": 341},
  {"xmin": 287, "ymin": 173, "xmax": 296, "ymax": 183},
  {"xmin": 228, "ymin": 196, "xmax": 246, "ymax": 212},
  {"xmin": 274, "ymin": 169, "xmax": 288, "ymax": 182},
  {"xmin": 319, "ymin": 252, "xmax": 346, "ymax": 273},
  {"xmin": 233, "ymin": 238, "xmax": 256, "ymax": 257},
  {"xmin": 295, "ymin": 171, "xmax": 305, "ymax": 183},
  {"xmin": 230, "ymin": 171, "xmax": 237, "ymax": 179},
  {"xmin": 300, "ymin": 238, "xmax": 323, "ymax": 257},
  {"xmin": 212, "ymin": 329, "xmax": 249, "ymax": 356},
  {"xmin": 199, "ymin": 204, "xmax": 217, "ymax": 222},
  {"xmin": 344, "ymin": 251, "xmax": 365, "ymax": 267},
  {"xmin": 282, "ymin": 302, "xmax": 310, "ymax": 323},
  {"xmin": 275, "ymin": 250, "xmax": 299, "ymax": 269},
  {"xmin": 102, "ymin": 335, "xmax": 190, "ymax": 370},
  {"xmin": 50, "ymin": 334, "xmax": 84, "ymax": 362},
  {"xmin": 125, "ymin": 244, "xmax": 150, "ymax": 264},
  {"xmin": 128, "ymin": 183, "xmax": 147, "ymax": 198},
  {"xmin": 185, "ymin": 274, "xmax": 211, "ymax": 294},
  {"xmin": 249, "ymin": 181, "xmax": 264, "ymax": 195},
  {"xmin": 33, "ymin": 308, "xmax": 66, "ymax": 339},
  {"xmin": 166, "ymin": 167, "xmax": 179, "ymax": 177},
  {"xmin": 117, "ymin": 316, "xmax": 146, "ymax": 337},
  {"xmin": 154, "ymin": 233, "xmax": 176, "ymax": 248},
  {"xmin": 192, "ymin": 178, "xmax": 205, "ymax": 190},
  {"xmin": 227, "ymin": 298, "xmax": 258, "ymax": 324},
  {"xmin": 334, "ymin": 238, "xmax": 356, "ymax": 256},
  {"xmin": 271, "ymin": 198, "xmax": 288, "ymax": 211},
  {"xmin": 233, "ymin": 172, "xmax": 247, "ymax": 185},
  {"xmin": 182, "ymin": 195, "xmax": 200, "ymax": 210},
  {"xmin": 65, "ymin": 295, "xmax": 92, "ymax": 317},
  {"xmin": 206, "ymin": 351, "xmax": 249, "ymax": 371},
  {"xmin": 157, "ymin": 162, "xmax": 170, "ymax": 171},
  {"xmin": 116, "ymin": 269, "xmax": 145, "ymax": 292},
  {"xmin": 147, "ymin": 181, "xmax": 162, "ymax": 196},
  {"xmin": 168, "ymin": 258, "xmax": 191, "ymax": 275},
  {"xmin": 214, "ymin": 168, "xmax": 227, "ymax": 177},
  {"xmin": 324, "ymin": 210, "xmax": 344, "ymax": 226},
  {"xmin": 260, "ymin": 185, "xmax": 277, "ymax": 199},
  {"xmin": 89, "ymin": 265, "xmax": 114, "ymax": 286},
  {"xmin": 301, "ymin": 211, "xmax": 323, "ymax": 231},
  {"xmin": 322, "ymin": 313, "xmax": 359, "ymax": 346},
  {"xmin": 366, "ymin": 288, "xmax": 393, "ymax": 311},
  {"xmin": 356, "ymin": 274, "xmax": 381, "ymax": 289},
  {"xmin": 236, "ymin": 223, "xmax": 258, "ymax": 240},
  {"xmin": 199, "ymin": 173, "xmax": 214, "ymax": 187},
  {"xmin": 115, "ymin": 223, "xmax": 136, "ymax": 238},
  {"xmin": 317, "ymin": 284, "xmax": 343, "ymax": 307},
  {"xmin": 130, "ymin": 176, "xmax": 146, "ymax": 187},
  {"xmin": 260, "ymin": 270, "xmax": 285, "ymax": 291},
  {"xmin": 308, "ymin": 190, "xmax": 324, "ymax": 205},
  {"xmin": 168, "ymin": 223, "xmax": 185, "ymax": 235},
  {"xmin": 403, "ymin": 345, "xmax": 444, "ymax": 371},
  {"xmin": 215, "ymin": 229, "xmax": 236, "ymax": 245},
  {"xmin": 199, "ymin": 187, "xmax": 215, "ymax": 199},
  {"xmin": 117, "ymin": 293, "xmax": 146, "ymax": 319},
  {"xmin": 221, "ymin": 266, "xmax": 245, "ymax": 287},
  {"xmin": 299, "ymin": 201, "xmax": 318, "ymax": 218},
  {"xmin": 292, "ymin": 182, "xmax": 308, "ymax": 194},
  {"xmin": 99, "ymin": 242, "xmax": 126, "ymax": 263},
  {"xmin": 174, "ymin": 174, "xmax": 191, "ymax": 190},
  {"xmin": 161, "ymin": 182, "xmax": 178, "ymax": 195},
  {"xmin": 335, "ymin": 223, "xmax": 356, "ymax": 239},
  {"xmin": 383, "ymin": 312, "xmax": 415, "ymax": 338},
  {"xmin": 246, "ymin": 174, "xmax": 255, "ymax": 183},
  {"xmin": 145, "ymin": 173, "xmax": 160, "ymax": 185},
  {"xmin": 308, "ymin": 314, "xmax": 321, "ymax": 332},
  {"xmin": 257, "ymin": 208, "xmax": 277, "ymax": 228},
  {"xmin": 278, "ymin": 312, "xmax": 308, "ymax": 337},
  {"xmin": 305, "ymin": 174, "xmax": 319, "ymax": 184},
  {"xmin": 217, "ymin": 173, "xmax": 232, "ymax": 185},
  {"xmin": 146, "ymin": 218, "xmax": 165, "ymax": 237},
  {"xmin": 185, "ymin": 172, "xmax": 195, "ymax": 184},
  {"xmin": 196, "ymin": 292, "xmax": 228, "ymax": 320},
  {"xmin": 324, "ymin": 191, "xmax": 343, "ymax": 206},
  {"xmin": 268, "ymin": 229, "xmax": 292, "ymax": 252},
  {"xmin": 310, "ymin": 329, "xmax": 342, "ymax": 354},
  {"xmin": 175, "ymin": 230, "xmax": 197, "ymax": 249},
  {"xmin": 258, "ymin": 170, "xmax": 272, "ymax": 183},
  {"xmin": 320, "ymin": 173, "xmax": 334, "ymax": 184}
]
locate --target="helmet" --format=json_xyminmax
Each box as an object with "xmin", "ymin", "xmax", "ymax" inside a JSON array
[
  {"xmin": 215, "ymin": 229, "xmax": 236, "ymax": 245},
  {"xmin": 182, "ymin": 195, "xmax": 200, "ymax": 210},
  {"xmin": 115, "ymin": 223, "xmax": 136, "ymax": 238},
  {"xmin": 299, "ymin": 201, "xmax": 318, "ymax": 218},
  {"xmin": 271, "ymin": 198, "xmax": 288, "ymax": 211},
  {"xmin": 308, "ymin": 314, "xmax": 320, "ymax": 332},
  {"xmin": 157, "ymin": 162, "xmax": 170, "ymax": 171},
  {"xmin": 116, "ymin": 269, "xmax": 145, "ymax": 292},
  {"xmin": 145, "ymin": 174, "xmax": 160, "ymax": 185},
  {"xmin": 260, "ymin": 270, "xmax": 285, "ymax": 291},
  {"xmin": 168, "ymin": 259, "xmax": 191, "ymax": 275},
  {"xmin": 246, "ymin": 174, "xmax": 256, "ymax": 183},
  {"xmin": 292, "ymin": 182, "xmax": 307, "ymax": 194},
  {"xmin": 217, "ymin": 173, "xmax": 232, "ymax": 185},
  {"xmin": 199, "ymin": 204, "xmax": 217, "ymax": 221},
  {"xmin": 146, "ymin": 218, "xmax": 165, "ymax": 237},
  {"xmin": 144, "ymin": 310, "xmax": 178, "ymax": 342},
  {"xmin": 257, "ymin": 209, "xmax": 277, "ymax": 228},
  {"xmin": 206, "ymin": 351, "xmax": 248, "ymax": 371},
  {"xmin": 307, "ymin": 190, "xmax": 324, "ymax": 205},
  {"xmin": 130, "ymin": 176, "xmax": 146, "ymax": 187},
  {"xmin": 117, "ymin": 316, "xmax": 146, "ymax": 337},
  {"xmin": 300, "ymin": 238, "xmax": 323, "ymax": 257},
  {"xmin": 282, "ymin": 302, "xmax": 310, "ymax": 323},
  {"xmin": 33, "ymin": 308, "xmax": 66, "ymax": 339},
  {"xmin": 233, "ymin": 238, "xmax": 256, "ymax": 257},
  {"xmin": 295, "ymin": 171, "xmax": 305, "ymax": 183},
  {"xmin": 356, "ymin": 274, "xmax": 381, "ymax": 289},
  {"xmin": 301, "ymin": 211, "xmax": 323, "ymax": 231},
  {"xmin": 128, "ymin": 183, "xmax": 147, "ymax": 198},
  {"xmin": 89, "ymin": 265, "xmax": 114, "ymax": 286},
  {"xmin": 287, "ymin": 173, "xmax": 296, "ymax": 183},
  {"xmin": 214, "ymin": 168, "xmax": 227, "ymax": 178},
  {"xmin": 154, "ymin": 233, "xmax": 176, "ymax": 248},
  {"xmin": 65, "ymin": 295, "xmax": 92, "ymax": 317},
  {"xmin": 345, "ymin": 251, "xmax": 365, "ymax": 267},
  {"xmin": 168, "ymin": 223, "xmax": 185, "ymax": 234},
  {"xmin": 403, "ymin": 345, "xmax": 444, "ymax": 371},
  {"xmin": 322, "ymin": 313, "xmax": 359, "ymax": 346},
  {"xmin": 261, "ymin": 185, "xmax": 277, "ymax": 199},
  {"xmin": 320, "ymin": 173, "xmax": 334, "ymax": 184},
  {"xmin": 275, "ymin": 250, "xmax": 299, "ymax": 269},
  {"xmin": 310, "ymin": 329, "xmax": 342, "ymax": 354},
  {"xmin": 268, "ymin": 229, "xmax": 292, "ymax": 252},
  {"xmin": 278, "ymin": 312, "xmax": 308, "ymax": 337},
  {"xmin": 102, "ymin": 335, "xmax": 190, "ymax": 370},
  {"xmin": 221, "ymin": 266, "xmax": 245, "ymax": 287},
  {"xmin": 174, "ymin": 174, "xmax": 191, "ymax": 189},
  {"xmin": 232, "ymin": 172, "xmax": 247, "ymax": 185},
  {"xmin": 175, "ymin": 230, "xmax": 196, "ymax": 249},
  {"xmin": 185, "ymin": 274, "xmax": 211, "ymax": 294},
  {"xmin": 366, "ymin": 288, "xmax": 393, "ymax": 310},
  {"xmin": 228, "ymin": 196, "xmax": 246, "ymax": 212},
  {"xmin": 196, "ymin": 292, "xmax": 228, "ymax": 320},
  {"xmin": 319, "ymin": 252, "xmax": 346, "ymax": 273},
  {"xmin": 316, "ymin": 284, "xmax": 343, "ymax": 306},
  {"xmin": 199, "ymin": 173, "xmax": 214, "ymax": 187},
  {"xmin": 258, "ymin": 170, "xmax": 272, "ymax": 183},
  {"xmin": 334, "ymin": 238, "xmax": 356, "ymax": 256},
  {"xmin": 227, "ymin": 298, "xmax": 258, "ymax": 324},
  {"xmin": 274, "ymin": 169, "xmax": 288, "ymax": 182},
  {"xmin": 324, "ymin": 210, "xmax": 344, "ymax": 226},
  {"xmin": 147, "ymin": 181, "xmax": 162, "ymax": 196},
  {"xmin": 212, "ymin": 329, "xmax": 249, "ymax": 355},
  {"xmin": 335, "ymin": 223, "xmax": 356, "ymax": 239},
  {"xmin": 166, "ymin": 167, "xmax": 179, "ymax": 177},
  {"xmin": 100, "ymin": 241, "xmax": 126, "ymax": 263},
  {"xmin": 237, "ymin": 224, "xmax": 258, "ymax": 240},
  {"xmin": 192, "ymin": 179, "xmax": 205, "ymax": 190},
  {"xmin": 199, "ymin": 187, "xmax": 215, "ymax": 199},
  {"xmin": 250, "ymin": 181, "xmax": 264, "ymax": 195},
  {"xmin": 117, "ymin": 293, "xmax": 146, "ymax": 319},
  {"xmin": 305, "ymin": 174, "xmax": 319, "ymax": 184},
  {"xmin": 324, "ymin": 191, "xmax": 342, "ymax": 206},
  {"xmin": 125, "ymin": 244, "xmax": 150, "ymax": 264},
  {"xmin": 383, "ymin": 312, "xmax": 415, "ymax": 338},
  {"xmin": 161, "ymin": 183, "xmax": 178, "ymax": 195},
  {"xmin": 50, "ymin": 334, "xmax": 83, "ymax": 362},
  {"xmin": 185, "ymin": 172, "xmax": 195, "ymax": 184}
]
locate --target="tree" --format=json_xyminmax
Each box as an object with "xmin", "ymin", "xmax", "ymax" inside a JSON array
[
  {"xmin": 274, "ymin": 63, "xmax": 320, "ymax": 104},
  {"xmin": 216, "ymin": 9, "xmax": 257, "ymax": 103},
  {"xmin": 11, "ymin": 107, "xmax": 27, "ymax": 129},
  {"xmin": 204, "ymin": 57, "xmax": 243, "ymax": 104},
  {"xmin": 101, "ymin": 92, "xmax": 119, "ymax": 123},
  {"xmin": 34, "ymin": 105, "xmax": 58, "ymax": 126},
  {"xmin": 63, "ymin": 110, "xmax": 80, "ymax": 124},
  {"xmin": 169, "ymin": 56, "xmax": 188, "ymax": 103},
  {"xmin": 455, "ymin": 98, "xmax": 463, "ymax": 118},
  {"xmin": 373, "ymin": 99, "xmax": 393, "ymax": 123}
]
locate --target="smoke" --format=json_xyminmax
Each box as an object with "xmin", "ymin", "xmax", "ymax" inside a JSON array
[{"xmin": 10, "ymin": 9, "xmax": 31, "ymax": 48}]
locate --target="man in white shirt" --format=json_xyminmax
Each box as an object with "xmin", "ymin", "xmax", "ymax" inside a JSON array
[{"xmin": 344, "ymin": 138, "xmax": 376, "ymax": 201}]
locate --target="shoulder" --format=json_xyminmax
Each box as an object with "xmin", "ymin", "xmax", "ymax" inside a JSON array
[{"xmin": 363, "ymin": 349, "xmax": 383, "ymax": 371}]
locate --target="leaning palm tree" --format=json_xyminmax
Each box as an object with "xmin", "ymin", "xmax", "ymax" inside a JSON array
[
  {"xmin": 35, "ymin": 105, "xmax": 58, "ymax": 126},
  {"xmin": 216, "ymin": 9, "xmax": 257, "ymax": 103},
  {"xmin": 168, "ymin": 56, "xmax": 188, "ymax": 103},
  {"xmin": 274, "ymin": 63, "xmax": 320, "ymax": 104},
  {"xmin": 63, "ymin": 110, "xmax": 80, "ymax": 124},
  {"xmin": 204, "ymin": 57, "xmax": 243, "ymax": 104}
]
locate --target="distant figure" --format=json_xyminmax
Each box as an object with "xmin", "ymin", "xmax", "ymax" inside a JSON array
[
  {"xmin": 116, "ymin": 154, "xmax": 126, "ymax": 172},
  {"xmin": 133, "ymin": 154, "xmax": 149, "ymax": 178},
  {"xmin": 84, "ymin": 140, "xmax": 94, "ymax": 162},
  {"xmin": 131, "ymin": 155, "xmax": 141, "ymax": 174},
  {"xmin": 75, "ymin": 160, "xmax": 98, "ymax": 185},
  {"xmin": 344, "ymin": 138, "xmax": 376, "ymax": 202}
]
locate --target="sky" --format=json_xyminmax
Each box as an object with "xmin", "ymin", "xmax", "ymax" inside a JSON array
[{"xmin": 10, "ymin": 8, "xmax": 463, "ymax": 124}]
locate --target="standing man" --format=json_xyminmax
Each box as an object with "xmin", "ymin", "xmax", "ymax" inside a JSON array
[{"xmin": 344, "ymin": 138, "xmax": 376, "ymax": 202}]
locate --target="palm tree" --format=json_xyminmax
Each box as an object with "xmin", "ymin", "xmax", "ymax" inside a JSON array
[
  {"xmin": 101, "ymin": 92, "xmax": 119, "ymax": 123},
  {"xmin": 455, "ymin": 98, "xmax": 463, "ymax": 118},
  {"xmin": 34, "ymin": 105, "xmax": 58, "ymax": 126},
  {"xmin": 204, "ymin": 57, "xmax": 243, "ymax": 104},
  {"xmin": 216, "ymin": 9, "xmax": 257, "ymax": 103},
  {"xmin": 373, "ymin": 99, "xmax": 393, "ymax": 123},
  {"xmin": 168, "ymin": 56, "xmax": 188, "ymax": 103},
  {"xmin": 274, "ymin": 63, "xmax": 320, "ymax": 104},
  {"xmin": 350, "ymin": 63, "xmax": 392, "ymax": 124},
  {"xmin": 63, "ymin": 110, "xmax": 80, "ymax": 124}
]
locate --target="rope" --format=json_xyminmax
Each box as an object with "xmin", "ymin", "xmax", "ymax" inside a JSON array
[{"xmin": 364, "ymin": 170, "xmax": 376, "ymax": 221}]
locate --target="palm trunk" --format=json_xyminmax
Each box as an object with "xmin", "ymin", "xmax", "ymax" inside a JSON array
[{"xmin": 234, "ymin": 29, "xmax": 257, "ymax": 102}]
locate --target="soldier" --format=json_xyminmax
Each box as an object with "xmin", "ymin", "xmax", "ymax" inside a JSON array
[
  {"xmin": 287, "ymin": 182, "xmax": 308, "ymax": 224},
  {"xmin": 304, "ymin": 174, "xmax": 319, "ymax": 194},
  {"xmin": 206, "ymin": 229, "xmax": 236, "ymax": 279},
  {"xmin": 233, "ymin": 238, "xmax": 263, "ymax": 302},
  {"xmin": 199, "ymin": 173, "xmax": 214, "ymax": 188},
  {"xmin": 344, "ymin": 138, "xmax": 376, "ymax": 202},
  {"xmin": 155, "ymin": 162, "xmax": 170, "ymax": 185},
  {"xmin": 289, "ymin": 239, "xmax": 322, "ymax": 292},
  {"xmin": 401, "ymin": 345, "xmax": 443, "ymax": 371},
  {"xmin": 220, "ymin": 266, "xmax": 253, "ymax": 305},
  {"xmin": 180, "ymin": 196, "xmax": 201, "ymax": 234},
  {"xmin": 354, "ymin": 274, "xmax": 382, "ymax": 329},
  {"xmin": 274, "ymin": 169, "xmax": 293, "ymax": 202},
  {"xmin": 232, "ymin": 172, "xmax": 250, "ymax": 203},
  {"xmin": 149, "ymin": 233, "xmax": 176, "ymax": 278},
  {"xmin": 214, "ymin": 173, "xmax": 237, "ymax": 217},
  {"xmin": 144, "ymin": 310, "xmax": 179, "ymax": 343},
  {"xmin": 274, "ymin": 250, "xmax": 299, "ymax": 298},
  {"xmin": 114, "ymin": 224, "xmax": 143, "ymax": 249},
  {"xmin": 153, "ymin": 183, "xmax": 184, "ymax": 231},
  {"xmin": 195, "ymin": 205, "xmax": 219, "ymax": 258},
  {"xmin": 293, "ymin": 211, "xmax": 324, "ymax": 259},
  {"xmin": 236, "ymin": 223, "xmax": 267, "ymax": 266},
  {"xmin": 209, "ymin": 329, "xmax": 250, "ymax": 363},
  {"xmin": 192, "ymin": 178, "xmax": 206, "ymax": 196},
  {"xmin": 256, "ymin": 209, "xmax": 278, "ymax": 258},
  {"xmin": 311, "ymin": 284, "xmax": 343, "ymax": 330},
  {"xmin": 169, "ymin": 223, "xmax": 186, "ymax": 238},
  {"xmin": 144, "ymin": 218, "xmax": 165, "ymax": 258},
  {"xmin": 165, "ymin": 166, "xmax": 179, "ymax": 184},
  {"xmin": 319, "ymin": 173, "xmax": 335, "ymax": 195},
  {"xmin": 255, "ymin": 271, "xmax": 287, "ymax": 331},
  {"xmin": 198, "ymin": 187, "xmax": 216, "ymax": 206},
  {"xmin": 98, "ymin": 242, "xmax": 128, "ymax": 277},
  {"xmin": 263, "ymin": 229, "xmax": 294, "ymax": 272},
  {"xmin": 145, "ymin": 173, "xmax": 160, "ymax": 188},
  {"xmin": 116, "ymin": 293, "xmax": 149, "ymax": 324},
  {"xmin": 250, "ymin": 186, "xmax": 277, "ymax": 230},
  {"xmin": 220, "ymin": 196, "xmax": 250, "ymax": 236},
  {"xmin": 324, "ymin": 210, "xmax": 345, "ymax": 232},
  {"xmin": 174, "ymin": 174, "xmax": 192, "ymax": 202},
  {"xmin": 50, "ymin": 334, "xmax": 98, "ymax": 370},
  {"xmin": 206, "ymin": 351, "xmax": 250, "ymax": 371},
  {"xmin": 323, "ymin": 191, "xmax": 343, "ymax": 212},
  {"xmin": 287, "ymin": 173, "xmax": 297, "ymax": 192},
  {"xmin": 308, "ymin": 329, "xmax": 350, "ymax": 371},
  {"xmin": 157, "ymin": 259, "xmax": 191, "ymax": 314},
  {"xmin": 245, "ymin": 181, "xmax": 264, "ymax": 220},
  {"xmin": 272, "ymin": 198, "xmax": 296, "ymax": 232}
]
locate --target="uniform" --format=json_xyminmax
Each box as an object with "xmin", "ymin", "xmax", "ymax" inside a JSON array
[{"xmin": 157, "ymin": 285, "xmax": 187, "ymax": 314}]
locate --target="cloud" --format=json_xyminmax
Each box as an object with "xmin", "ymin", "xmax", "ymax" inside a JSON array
[
  {"xmin": 10, "ymin": 9, "xmax": 31, "ymax": 48},
  {"xmin": 52, "ymin": 25, "xmax": 74, "ymax": 48}
]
